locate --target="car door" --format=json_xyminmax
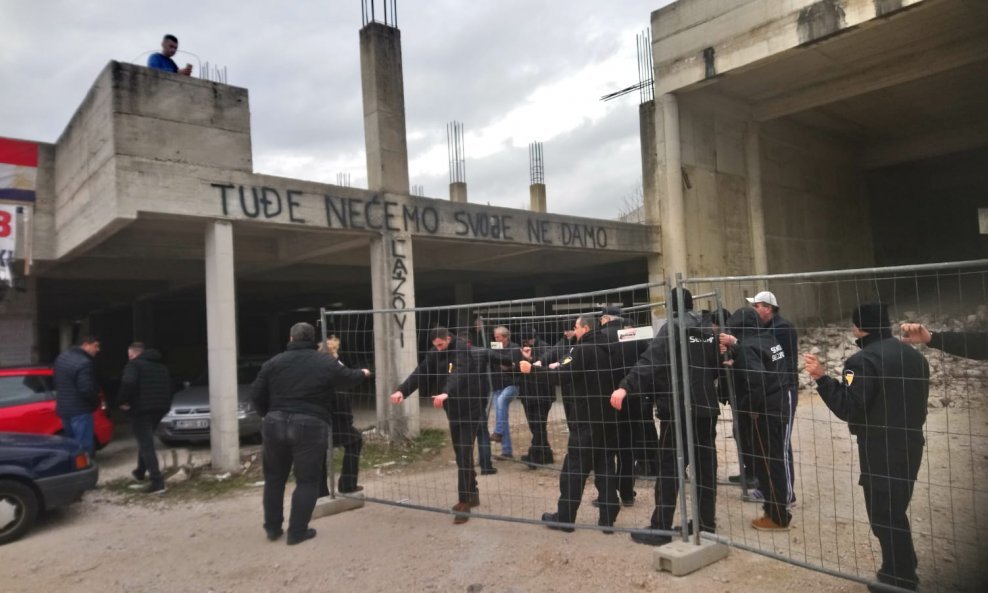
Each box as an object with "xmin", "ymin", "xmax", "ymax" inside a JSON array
[{"xmin": 0, "ymin": 372, "xmax": 60, "ymax": 436}]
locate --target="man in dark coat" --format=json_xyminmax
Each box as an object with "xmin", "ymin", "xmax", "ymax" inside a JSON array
[
  {"xmin": 391, "ymin": 326, "xmax": 487, "ymax": 524},
  {"xmin": 611, "ymin": 288, "xmax": 721, "ymax": 545},
  {"xmin": 522, "ymin": 315, "xmax": 621, "ymax": 532},
  {"xmin": 806, "ymin": 303, "xmax": 930, "ymax": 591},
  {"xmin": 513, "ymin": 326, "xmax": 556, "ymax": 466},
  {"xmin": 746, "ymin": 291, "xmax": 799, "ymax": 502},
  {"xmin": 118, "ymin": 342, "xmax": 174, "ymax": 493},
  {"xmin": 53, "ymin": 335, "xmax": 101, "ymax": 455},
  {"xmin": 723, "ymin": 307, "xmax": 792, "ymax": 531},
  {"xmin": 251, "ymin": 322, "xmax": 370, "ymax": 545}
]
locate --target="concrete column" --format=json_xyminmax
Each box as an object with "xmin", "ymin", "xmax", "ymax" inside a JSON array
[
  {"xmin": 449, "ymin": 182, "xmax": 468, "ymax": 203},
  {"xmin": 659, "ymin": 94, "xmax": 687, "ymax": 278},
  {"xmin": 58, "ymin": 321, "xmax": 74, "ymax": 352},
  {"xmin": 745, "ymin": 121, "xmax": 769, "ymax": 275},
  {"xmin": 360, "ymin": 23, "xmax": 410, "ymax": 195},
  {"xmin": 639, "ymin": 99, "xmax": 664, "ymax": 285},
  {"xmin": 529, "ymin": 183, "xmax": 547, "ymax": 213},
  {"xmin": 204, "ymin": 220, "xmax": 240, "ymax": 472},
  {"xmin": 370, "ymin": 232, "xmax": 419, "ymax": 440}
]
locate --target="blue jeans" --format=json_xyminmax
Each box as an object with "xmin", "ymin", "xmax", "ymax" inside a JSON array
[
  {"xmin": 261, "ymin": 411, "xmax": 329, "ymax": 538},
  {"xmin": 60, "ymin": 413, "xmax": 95, "ymax": 455},
  {"xmin": 492, "ymin": 385, "xmax": 518, "ymax": 455}
]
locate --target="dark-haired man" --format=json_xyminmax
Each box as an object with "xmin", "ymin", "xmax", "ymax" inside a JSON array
[
  {"xmin": 805, "ymin": 303, "xmax": 929, "ymax": 591},
  {"xmin": 54, "ymin": 336, "xmax": 102, "ymax": 455},
  {"xmin": 148, "ymin": 34, "xmax": 192, "ymax": 75},
  {"xmin": 118, "ymin": 342, "xmax": 173, "ymax": 494},
  {"xmin": 252, "ymin": 322, "xmax": 371, "ymax": 545},
  {"xmin": 391, "ymin": 326, "xmax": 487, "ymax": 524}
]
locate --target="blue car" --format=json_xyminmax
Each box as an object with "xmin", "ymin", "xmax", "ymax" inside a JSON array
[{"xmin": 0, "ymin": 432, "xmax": 99, "ymax": 545}]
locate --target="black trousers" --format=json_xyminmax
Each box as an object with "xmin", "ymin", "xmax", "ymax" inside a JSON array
[
  {"xmin": 261, "ymin": 411, "xmax": 328, "ymax": 537},
  {"xmin": 521, "ymin": 396, "xmax": 554, "ymax": 462},
  {"xmin": 751, "ymin": 412, "xmax": 791, "ymax": 526},
  {"xmin": 736, "ymin": 409, "xmax": 757, "ymax": 480},
  {"xmin": 318, "ymin": 421, "xmax": 364, "ymax": 496},
  {"xmin": 597, "ymin": 421, "xmax": 635, "ymax": 501},
  {"xmin": 132, "ymin": 410, "xmax": 166, "ymax": 484},
  {"xmin": 629, "ymin": 397, "xmax": 659, "ymax": 470},
  {"xmin": 861, "ymin": 440, "xmax": 923, "ymax": 591},
  {"xmin": 557, "ymin": 422, "xmax": 619, "ymax": 526},
  {"xmin": 449, "ymin": 417, "xmax": 480, "ymax": 503},
  {"xmin": 652, "ymin": 416, "xmax": 718, "ymax": 532}
]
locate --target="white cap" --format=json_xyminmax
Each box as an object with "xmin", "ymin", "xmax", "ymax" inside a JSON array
[{"xmin": 746, "ymin": 291, "xmax": 779, "ymax": 307}]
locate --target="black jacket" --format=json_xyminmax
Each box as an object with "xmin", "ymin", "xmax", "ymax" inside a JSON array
[
  {"xmin": 619, "ymin": 310, "xmax": 721, "ymax": 419},
  {"xmin": 118, "ymin": 349, "xmax": 173, "ymax": 414},
  {"xmin": 511, "ymin": 338, "xmax": 555, "ymax": 402},
  {"xmin": 540, "ymin": 327, "xmax": 619, "ymax": 445},
  {"xmin": 251, "ymin": 340, "xmax": 367, "ymax": 425},
  {"xmin": 725, "ymin": 308, "xmax": 786, "ymax": 417},
  {"xmin": 486, "ymin": 342, "xmax": 519, "ymax": 392},
  {"xmin": 397, "ymin": 338, "xmax": 486, "ymax": 421},
  {"xmin": 815, "ymin": 329, "xmax": 930, "ymax": 483},
  {"xmin": 53, "ymin": 346, "xmax": 100, "ymax": 417},
  {"xmin": 768, "ymin": 315, "xmax": 799, "ymax": 389},
  {"xmin": 930, "ymin": 331, "xmax": 988, "ymax": 361}
]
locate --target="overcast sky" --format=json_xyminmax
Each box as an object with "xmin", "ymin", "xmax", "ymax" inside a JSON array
[{"xmin": 1, "ymin": 0, "xmax": 673, "ymax": 218}]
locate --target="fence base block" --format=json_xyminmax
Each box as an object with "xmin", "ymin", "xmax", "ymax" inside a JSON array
[
  {"xmin": 653, "ymin": 539, "xmax": 729, "ymax": 576},
  {"xmin": 311, "ymin": 493, "xmax": 365, "ymax": 519}
]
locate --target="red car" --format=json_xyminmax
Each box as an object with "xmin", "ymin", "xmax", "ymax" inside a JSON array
[{"xmin": 0, "ymin": 366, "xmax": 113, "ymax": 448}]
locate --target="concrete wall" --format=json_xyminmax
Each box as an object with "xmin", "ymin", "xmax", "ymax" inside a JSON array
[
  {"xmin": 677, "ymin": 97, "xmax": 753, "ymax": 276},
  {"xmin": 760, "ymin": 119, "xmax": 872, "ymax": 273}
]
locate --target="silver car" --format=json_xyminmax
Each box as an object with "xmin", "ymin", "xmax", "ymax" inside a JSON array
[{"xmin": 156, "ymin": 361, "xmax": 263, "ymax": 445}]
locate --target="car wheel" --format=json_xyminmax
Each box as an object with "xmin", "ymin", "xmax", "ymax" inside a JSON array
[{"xmin": 0, "ymin": 479, "xmax": 40, "ymax": 545}]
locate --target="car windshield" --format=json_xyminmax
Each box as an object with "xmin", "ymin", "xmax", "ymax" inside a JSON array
[{"xmin": 0, "ymin": 375, "xmax": 54, "ymax": 408}]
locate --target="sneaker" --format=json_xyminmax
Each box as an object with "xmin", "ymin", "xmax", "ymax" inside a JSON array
[
  {"xmin": 751, "ymin": 516, "xmax": 790, "ymax": 531},
  {"xmin": 145, "ymin": 482, "xmax": 166, "ymax": 495},
  {"xmin": 286, "ymin": 528, "xmax": 317, "ymax": 545},
  {"xmin": 496, "ymin": 452, "xmax": 514, "ymax": 460},
  {"xmin": 480, "ymin": 466, "xmax": 498, "ymax": 475},
  {"xmin": 467, "ymin": 493, "xmax": 481, "ymax": 508},
  {"xmin": 630, "ymin": 528, "xmax": 672, "ymax": 546},
  {"xmin": 491, "ymin": 432, "xmax": 503, "ymax": 443},
  {"xmin": 452, "ymin": 502, "xmax": 471, "ymax": 524},
  {"xmin": 265, "ymin": 528, "xmax": 284, "ymax": 542},
  {"xmin": 598, "ymin": 520, "xmax": 615, "ymax": 535},
  {"xmin": 742, "ymin": 488, "xmax": 765, "ymax": 503},
  {"xmin": 541, "ymin": 512, "xmax": 575, "ymax": 533},
  {"xmin": 339, "ymin": 485, "xmax": 364, "ymax": 495},
  {"xmin": 131, "ymin": 469, "xmax": 146, "ymax": 482}
]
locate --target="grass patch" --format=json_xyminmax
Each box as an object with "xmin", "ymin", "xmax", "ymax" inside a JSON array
[{"xmin": 102, "ymin": 428, "xmax": 449, "ymax": 503}]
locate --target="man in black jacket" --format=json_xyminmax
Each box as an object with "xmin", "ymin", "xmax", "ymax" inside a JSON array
[
  {"xmin": 513, "ymin": 326, "xmax": 555, "ymax": 466},
  {"xmin": 611, "ymin": 288, "xmax": 721, "ymax": 545},
  {"xmin": 118, "ymin": 342, "xmax": 173, "ymax": 493},
  {"xmin": 251, "ymin": 323, "xmax": 370, "ymax": 545},
  {"xmin": 523, "ymin": 315, "xmax": 621, "ymax": 532},
  {"xmin": 391, "ymin": 326, "xmax": 487, "ymax": 524},
  {"xmin": 806, "ymin": 303, "xmax": 930, "ymax": 591},
  {"xmin": 53, "ymin": 336, "xmax": 101, "ymax": 455},
  {"xmin": 597, "ymin": 306, "xmax": 641, "ymax": 506},
  {"xmin": 723, "ymin": 307, "xmax": 792, "ymax": 531}
]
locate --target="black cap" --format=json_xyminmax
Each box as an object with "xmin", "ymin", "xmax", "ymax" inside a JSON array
[
  {"xmin": 852, "ymin": 302, "xmax": 890, "ymax": 332},
  {"xmin": 668, "ymin": 288, "xmax": 694, "ymax": 312},
  {"xmin": 601, "ymin": 305, "xmax": 623, "ymax": 317}
]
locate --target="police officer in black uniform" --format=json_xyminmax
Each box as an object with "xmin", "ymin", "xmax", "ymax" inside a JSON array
[{"xmin": 805, "ymin": 303, "xmax": 930, "ymax": 591}]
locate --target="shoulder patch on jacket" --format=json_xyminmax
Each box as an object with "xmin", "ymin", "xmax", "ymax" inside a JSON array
[
  {"xmin": 448, "ymin": 362, "xmax": 454, "ymax": 374},
  {"xmin": 843, "ymin": 370, "xmax": 854, "ymax": 386}
]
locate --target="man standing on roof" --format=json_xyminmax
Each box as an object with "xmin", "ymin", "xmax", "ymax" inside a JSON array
[{"xmin": 148, "ymin": 34, "xmax": 192, "ymax": 75}]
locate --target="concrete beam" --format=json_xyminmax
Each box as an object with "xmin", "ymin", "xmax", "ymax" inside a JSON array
[
  {"xmin": 753, "ymin": 35, "xmax": 988, "ymax": 121},
  {"xmin": 862, "ymin": 120, "xmax": 988, "ymax": 169},
  {"xmin": 243, "ymin": 236, "xmax": 370, "ymax": 277}
]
